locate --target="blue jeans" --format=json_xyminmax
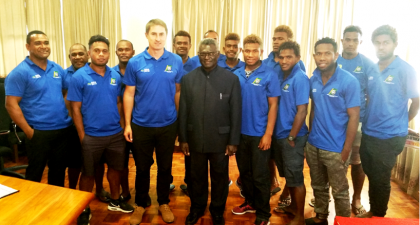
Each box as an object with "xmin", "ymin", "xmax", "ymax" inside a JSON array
[{"xmin": 236, "ymin": 134, "xmax": 271, "ymax": 221}]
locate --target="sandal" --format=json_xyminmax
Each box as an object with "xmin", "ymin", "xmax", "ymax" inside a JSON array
[
  {"xmin": 273, "ymin": 205, "xmax": 294, "ymax": 215},
  {"xmin": 352, "ymin": 204, "xmax": 366, "ymax": 216},
  {"xmin": 278, "ymin": 196, "xmax": 291, "ymax": 207},
  {"xmin": 270, "ymin": 187, "xmax": 281, "ymax": 196},
  {"xmin": 95, "ymin": 189, "xmax": 111, "ymax": 203}
]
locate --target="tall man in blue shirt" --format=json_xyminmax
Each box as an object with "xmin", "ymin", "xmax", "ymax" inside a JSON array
[
  {"xmin": 68, "ymin": 35, "xmax": 134, "ymax": 225},
  {"xmin": 5, "ymin": 30, "xmax": 77, "ymax": 187},
  {"xmin": 336, "ymin": 25, "xmax": 377, "ymax": 216},
  {"xmin": 305, "ymin": 37, "xmax": 360, "ymax": 225},
  {"xmin": 219, "ymin": 33, "xmax": 245, "ymax": 72},
  {"xmin": 357, "ymin": 25, "xmax": 419, "ymax": 218},
  {"xmin": 123, "ymin": 19, "xmax": 184, "ymax": 224},
  {"xmin": 271, "ymin": 41, "xmax": 309, "ymax": 225},
  {"xmin": 262, "ymin": 25, "xmax": 306, "ymax": 199},
  {"xmin": 231, "ymin": 34, "xmax": 281, "ymax": 225}
]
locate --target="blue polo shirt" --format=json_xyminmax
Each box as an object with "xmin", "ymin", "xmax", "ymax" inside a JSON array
[
  {"xmin": 5, "ymin": 57, "xmax": 72, "ymax": 130},
  {"xmin": 64, "ymin": 65, "xmax": 76, "ymax": 89},
  {"xmin": 123, "ymin": 48, "xmax": 184, "ymax": 127},
  {"xmin": 112, "ymin": 65, "xmax": 126, "ymax": 97},
  {"xmin": 308, "ymin": 65, "xmax": 360, "ymax": 153},
  {"xmin": 337, "ymin": 54, "xmax": 376, "ymax": 122},
  {"xmin": 183, "ymin": 57, "xmax": 200, "ymax": 73},
  {"xmin": 362, "ymin": 56, "xmax": 419, "ymax": 139},
  {"xmin": 67, "ymin": 63, "xmax": 122, "ymax": 137},
  {"xmin": 218, "ymin": 59, "xmax": 245, "ymax": 72},
  {"xmin": 274, "ymin": 64, "xmax": 309, "ymax": 139},
  {"xmin": 263, "ymin": 51, "xmax": 306, "ymax": 76},
  {"xmin": 234, "ymin": 63, "xmax": 281, "ymax": 136},
  {"xmin": 190, "ymin": 53, "xmax": 227, "ymax": 69}
]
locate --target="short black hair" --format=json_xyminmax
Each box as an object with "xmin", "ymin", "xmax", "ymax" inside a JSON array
[
  {"xmin": 116, "ymin": 40, "xmax": 134, "ymax": 50},
  {"xmin": 314, "ymin": 37, "xmax": 337, "ymax": 52},
  {"xmin": 27, "ymin": 30, "xmax": 46, "ymax": 44},
  {"xmin": 371, "ymin": 25, "xmax": 398, "ymax": 43},
  {"xmin": 198, "ymin": 38, "xmax": 218, "ymax": 51},
  {"xmin": 173, "ymin": 30, "xmax": 191, "ymax": 44},
  {"xmin": 88, "ymin": 35, "xmax": 110, "ymax": 49},
  {"xmin": 278, "ymin": 41, "xmax": 300, "ymax": 56},
  {"xmin": 343, "ymin": 25, "xmax": 362, "ymax": 36},
  {"xmin": 204, "ymin": 30, "xmax": 218, "ymax": 38}
]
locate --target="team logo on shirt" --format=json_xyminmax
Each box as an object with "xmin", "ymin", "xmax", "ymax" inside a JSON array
[
  {"xmin": 87, "ymin": 81, "xmax": 97, "ymax": 86},
  {"xmin": 164, "ymin": 65, "xmax": 173, "ymax": 73},
  {"xmin": 338, "ymin": 64, "xmax": 343, "ymax": 68},
  {"xmin": 283, "ymin": 84, "xmax": 290, "ymax": 92},
  {"xmin": 53, "ymin": 71, "xmax": 60, "ymax": 78},
  {"xmin": 383, "ymin": 75, "xmax": 394, "ymax": 84},
  {"xmin": 141, "ymin": 68, "xmax": 150, "ymax": 72},
  {"xmin": 353, "ymin": 66, "xmax": 362, "ymax": 73},
  {"xmin": 327, "ymin": 88, "xmax": 338, "ymax": 97},
  {"xmin": 110, "ymin": 78, "xmax": 117, "ymax": 85},
  {"xmin": 252, "ymin": 78, "xmax": 262, "ymax": 86},
  {"xmin": 32, "ymin": 74, "xmax": 41, "ymax": 79},
  {"xmin": 312, "ymin": 89, "xmax": 317, "ymax": 92}
]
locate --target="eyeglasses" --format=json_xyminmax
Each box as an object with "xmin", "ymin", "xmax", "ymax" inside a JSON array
[{"xmin": 198, "ymin": 51, "xmax": 218, "ymax": 58}]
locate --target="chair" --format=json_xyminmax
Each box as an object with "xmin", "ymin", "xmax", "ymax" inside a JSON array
[{"xmin": 0, "ymin": 77, "xmax": 27, "ymax": 178}]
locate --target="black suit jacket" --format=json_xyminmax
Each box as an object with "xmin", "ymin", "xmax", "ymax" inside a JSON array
[{"xmin": 179, "ymin": 66, "xmax": 242, "ymax": 153}]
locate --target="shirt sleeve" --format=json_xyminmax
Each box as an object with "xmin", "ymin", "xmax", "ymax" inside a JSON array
[
  {"xmin": 344, "ymin": 76, "xmax": 361, "ymax": 108},
  {"xmin": 266, "ymin": 71, "xmax": 281, "ymax": 97},
  {"xmin": 295, "ymin": 75, "xmax": 310, "ymax": 106},
  {"xmin": 405, "ymin": 66, "xmax": 419, "ymax": 99},
  {"xmin": 123, "ymin": 60, "xmax": 136, "ymax": 86},
  {"xmin": 67, "ymin": 75, "xmax": 83, "ymax": 102},
  {"xmin": 5, "ymin": 70, "xmax": 27, "ymax": 97}
]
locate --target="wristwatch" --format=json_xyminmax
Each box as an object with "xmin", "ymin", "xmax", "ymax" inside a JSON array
[{"xmin": 288, "ymin": 136, "xmax": 295, "ymax": 141}]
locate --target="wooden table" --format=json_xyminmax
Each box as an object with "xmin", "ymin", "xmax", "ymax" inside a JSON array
[{"xmin": 0, "ymin": 175, "xmax": 95, "ymax": 225}]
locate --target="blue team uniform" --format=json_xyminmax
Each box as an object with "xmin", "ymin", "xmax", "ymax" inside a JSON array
[
  {"xmin": 362, "ymin": 56, "xmax": 419, "ymax": 139},
  {"xmin": 67, "ymin": 63, "xmax": 122, "ymax": 137},
  {"xmin": 218, "ymin": 59, "xmax": 245, "ymax": 72},
  {"xmin": 123, "ymin": 48, "xmax": 184, "ymax": 127},
  {"xmin": 5, "ymin": 57, "xmax": 72, "ymax": 130},
  {"xmin": 234, "ymin": 63, "xmax": 281, "ymax": 136},
  {"xmin": 337, "ymin": 54, "xmax": 376, "ymax": 121},
  {"xmin": 274, "ymin": 64, "xmax": 309, "ymax": 139},
  {"xmin": 308, "ymin": 65, "xmax": 361, "ymax": 153},
  {"xmin": 263, "ymin": 51, "xmax": 306, "ymax": 76}
]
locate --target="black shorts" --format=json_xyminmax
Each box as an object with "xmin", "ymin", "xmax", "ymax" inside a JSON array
[{"xmin": 81, "ymin": 130, "xmax": 126, "ymax": 176}]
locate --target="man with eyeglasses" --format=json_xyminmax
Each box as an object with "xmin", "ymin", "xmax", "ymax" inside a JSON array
[{"xmin": 180, "ymin": 38, "xmax": 241, "ymax": 225}]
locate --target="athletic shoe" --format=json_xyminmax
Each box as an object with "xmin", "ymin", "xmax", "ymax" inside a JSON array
[
  {"xmin": 119, "ymin": 193, "xmax": 132, "ymax": 202},
  {"xmin": 232, "ymin": 202, "xmax": 256, "ymax": 215},
  {"xmin": 108, "ymin": 199, "xmax": 134, "ymax": 213},
  {"xmin": 77, "ymin": 208, "xmax": 91, "ymax": 225},
  {"xmin": 170, "ymin": 184, "xmax": 175, "ymax": 191},
  {"xmin": 228, "ymin": 179, "xmax": 233, "ymax": 186}
]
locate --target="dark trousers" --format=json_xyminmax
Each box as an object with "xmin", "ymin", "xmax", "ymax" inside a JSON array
[
  {"xmin": 184, "ymin": 154, "xmax": 191, "ymax": 185},
  {"xmin": 189, "ymin": 151, "xmax": 229, "ymax": 215},
  {"xmin": 360, "ymin": 133, "xmax": 406, "ymax": 217},
  {"xmin": 25, "ymin": 125, "xmax": 77, "ymax": 187},
  {"xmin": 236, "ymin": 134, "xmax": 271, "ymax": 221},
  {"xmin": 131, "ymin": 121, "xmax": 177, "ymax": 207}
]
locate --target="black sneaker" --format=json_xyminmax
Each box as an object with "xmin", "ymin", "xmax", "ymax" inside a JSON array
[
  {"xmin": 119, "ymin": 193, "xmax": 132, "ymax": 202},
  {"xmin": 77, "ymin": 208, "xmax": 91, "ymax": 225},
  {"xmin": 108, "ymin": 199, "xmax": 134, "ymax": 213}
]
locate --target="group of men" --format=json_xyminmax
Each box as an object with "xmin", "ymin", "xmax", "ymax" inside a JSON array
[{"xmin": 4, "ymin": 17, "xmax": 418, "ymax": 225}]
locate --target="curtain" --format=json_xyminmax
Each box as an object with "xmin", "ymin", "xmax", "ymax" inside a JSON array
[
  {"xmin": 26, "ymin": 0, "xmax": 65, "ymax": 66},
  {"xmin": 172, "ymin": 0, "xmax": 354, "ymax": 77},
  {"xmin": 0, "ymin": 0, "xmax": 28, "ymax": 77},
  {"xmin": 62, "ymin": 0, "xmax": 122, "ymax": 68}
]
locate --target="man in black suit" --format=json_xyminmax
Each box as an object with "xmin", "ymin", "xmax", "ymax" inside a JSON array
[{"xmin": 179, "ymin": 38, "xmax": 242, "ymax": 225}]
